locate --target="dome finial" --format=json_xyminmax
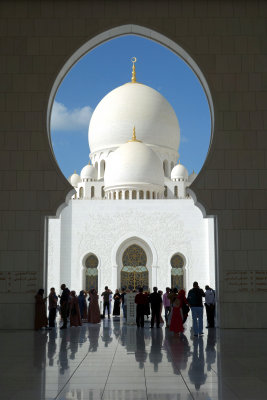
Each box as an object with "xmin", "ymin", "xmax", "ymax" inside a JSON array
[
  {"xmin": 128, "ymin": 126, "xmax": 141, "ymax": 142},
  {"xmin": 131, "ymin": 57, "xmax": 137, "ymax": 83},
  {"xmin": 74, "ymin": 169, "xmax": 76, "ymax": 174},
  {"xmin": 179, "ymin": 160, "xmax": 180, "ymax": 164}
]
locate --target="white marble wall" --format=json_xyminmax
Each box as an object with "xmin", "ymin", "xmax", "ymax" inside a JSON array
[{"xmin": 47, "ymin": 199, "xmax": 214, "ymax": 295}]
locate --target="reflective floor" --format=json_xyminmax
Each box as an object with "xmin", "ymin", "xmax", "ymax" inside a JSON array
[{"xmin": 1, "ymin": 316, "xmax": 267, "ymax": 400}]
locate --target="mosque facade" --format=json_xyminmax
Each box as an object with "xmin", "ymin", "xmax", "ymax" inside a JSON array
[{"xmin": 47, "ymin": 61, "xmax": 215, "ymax": 294}]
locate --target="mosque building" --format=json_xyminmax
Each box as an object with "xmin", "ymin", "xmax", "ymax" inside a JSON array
[{"xmin": 47, "ymin": 59, "xmax": 215, "ymax": 294}]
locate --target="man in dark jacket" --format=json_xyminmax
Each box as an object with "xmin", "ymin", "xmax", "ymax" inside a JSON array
[
  {"xmin": 187, "ymin": 282, "xmax": 205, "ymax": 336},
  {"xmin": 149, "ymin": 287, "xmax": 162, "ymax": 328},
  {"xmin": 60, "ymin": 283, "xmax": 70, "ymax": 329}
]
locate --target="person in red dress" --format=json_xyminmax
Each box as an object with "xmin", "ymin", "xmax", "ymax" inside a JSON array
[
  {"xmin": 178, "ymin": 289, "xmax": 190, "ymax": 323},
  {"xmin": 169, "ymin": 296, "xmax": 184, "ymax": 335},
  {"xmin": 88, "ymin": 289, "xmax": 101, "ymax": 324},
  {"xmin": 69, "ymin": 291, "xmax": 82, "ymax": 327}
]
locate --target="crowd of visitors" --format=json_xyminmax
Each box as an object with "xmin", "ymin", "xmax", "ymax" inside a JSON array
[{"xmin": 34, "ymin": 282, "xmax": 215, "ymax": 337}]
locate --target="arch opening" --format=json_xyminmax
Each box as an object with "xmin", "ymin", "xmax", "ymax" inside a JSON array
[{"xmin": 45, "ymin": 25, "xmax": 218, "ymax": 327}]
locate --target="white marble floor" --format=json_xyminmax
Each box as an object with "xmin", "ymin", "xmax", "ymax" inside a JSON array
[{"xmin": 1, "ymin": 316, "xmax": 267, "ymax": 400}]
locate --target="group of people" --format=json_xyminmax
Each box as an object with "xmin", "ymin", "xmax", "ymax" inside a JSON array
[{"xmin": 34, "ymin": 282, "xmax": 215, "ymax": 337}]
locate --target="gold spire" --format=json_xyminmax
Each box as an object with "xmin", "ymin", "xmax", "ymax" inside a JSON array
[
  {"xmin": 131, "ymin": 57, "xmax": 137, "ymax": 83},
  {"xmin": 179, "ymin": 160, "xmax": 180, "ymax": 164},
  {"xmin": 128, "ymin": 126, "xmax": 141, "ymax": 142},
  {"xmin": 74, "ymin": 169, "xmax": 76, "ymax": 174}
]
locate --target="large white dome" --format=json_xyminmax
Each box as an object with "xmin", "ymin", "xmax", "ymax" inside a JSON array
[
  {"xmin": 104, "ymin": 139, "xmax": 164, "ymax": 190},
  {"xmin": 89, "ymin": 82, "xmax": 180, "ymax": 155}
]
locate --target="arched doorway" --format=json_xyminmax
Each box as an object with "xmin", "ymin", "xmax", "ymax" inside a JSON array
[
  {"xmin": 84, "ymin": 253, "xmax": 98, "ymax": 291},
  {"xmin": 121, "ymin": 244, "xmax": 148, "ymax": 290},
  {"xmin": 171, "ymin": 253, "xmax": 185, "ymax": 290}
]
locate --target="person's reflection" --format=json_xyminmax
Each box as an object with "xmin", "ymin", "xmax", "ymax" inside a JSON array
[
  {"xmin": 34, "ymin": 331, "xmax": 48, "ymax": 369},
  {"xmin": 47, "ymin": 329, "xmax": 57, "ymax": 366},
  {"xmin": 113, "ymin": 319, "xmax": 121, "ymax": 340},
  {"xmin": 135, "ymin": 329, "xmax": 147, "ymax": 369},
  {"xmin": 69, "ymin": 327, "xmax": 80, "ymax": 360},
  {"xmin": 101, "ymin": 319, "xmax": 113, "ymax": 347},
  {"xmin": 58, "ymin": 330, "xmax": 69, "ymax": 374},
  {"xmin": 149, "ymin": 328, "xmax": 163, "ymax": 372},
  {"xmin": 88, "ymin": 324, "xmax": 100, "ymax": 352},
  {"xmin": 120, "ymin": 323, "xmax": 127, "ymax": 347},
  {"xmin": 165, "ymin": 332, "xmax": 191, "ymax": 373},
  {"xmin": 188, "ymin": 337, "xmax": 207, "ymax": 390},
  {"xmin": 79, "ymin": 324, "xmax": 87, "ymax": 347},
  {"xmin": 205, "ymin": 328, "xmax": 216, "ymax": 371}
]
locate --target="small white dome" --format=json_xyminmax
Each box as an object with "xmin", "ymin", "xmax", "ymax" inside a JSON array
[
  {"xmin": 68, "ymin": 172, "xmax": 81, "ymax": 187},
  {"xmin": 89, "ymin": 82, "xmax": 180, "ymax": 155},
  {"xmin": 80, "ymin": 164, "xmax": 97, "ymax": 180},
  {"xmin": 104, "ymin": 139, "xmax": 164, "ymax": 189},
  {"xmin": 171, "ymin": 163, "xmax": 188, "ymax": 180}
]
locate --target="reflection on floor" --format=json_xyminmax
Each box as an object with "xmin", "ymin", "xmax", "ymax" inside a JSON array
[{"xmin": 1, "ymin": 316, "xmax": 267, "ymax": 400}]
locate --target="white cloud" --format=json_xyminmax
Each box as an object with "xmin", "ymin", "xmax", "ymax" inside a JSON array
[{"xmin": 51, "ymin": 101, "xmax": 93, "ymax": 132}]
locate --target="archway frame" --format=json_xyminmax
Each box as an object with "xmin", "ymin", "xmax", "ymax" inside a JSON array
[{"xmin": 44, "ymin": 24, "xmax": 219, "ymax": 324}]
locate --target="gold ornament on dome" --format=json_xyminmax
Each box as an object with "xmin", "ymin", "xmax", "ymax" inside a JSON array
[
  {"xmin": 131, "ymin": 57, "xmax": 137, "ymax": 83},
  {"xmin": 128, "ymin": 126, "xmax": 141, "ymax": 143}
]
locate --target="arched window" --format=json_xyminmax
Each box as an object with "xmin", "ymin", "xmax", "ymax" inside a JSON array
[
  {"xmin": 100, "ymin": 160, "xmax": 105, "ymax": 178},
  {"xmin": 79, "ymin": 187, "xmax": 84, "ymax": 199},
  {"xmin": 91, "ymin": 186, "xmax": 95, "ymax": 198},
  {"xmin": 94, "ymin": 162, "xmax": 98, "ymax": 174},
  {"xmin": 164, "ymin": 186, "xmax": 168, "ymax": 198},
  {"xmin": 132, "ymin": 190, "xmax": 137, "ymax": 199},
  {"xmin": 121, "ymin": 244, "xmax": 148, "ymax": 291},
  {"xmin": 85, "ymin": 254, "xmax": 98, "ymax": 291},
  {"xmin": 146, "ymin": 191, "xmax": 150, "ymax": 199},
  {"xmin": 152, "ymin": 192, "xmax": 156, "ymax": 199},
  {"xmin": 101, "ymin": 186, "xmax": 105, "ymax": 198},
  {"xmin": 113, "ymin": 191, "xmax": 116, "ymax": 200},
  {"xmin": 139, "ymin": 190, "xmax": 144, "ymax": 199},
  {"xmin": 125, "ymin": 190, "xmax": 129, "ymax": 199},
  {"xmin": 163, "ymin": 160, "xmax": 168, "ymax": 177},
  {"xmin": 119, "ymin": 191, "xmax": 122, "ymax": 199},
  {"xmin": 174, "ymin": 186, "xmax": 178, "ymax": 198},
  {"xmin": 171, "ymin": 253, "xmax": 185, "ymax": 290}
]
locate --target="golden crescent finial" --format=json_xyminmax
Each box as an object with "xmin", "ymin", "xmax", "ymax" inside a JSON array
[
  {"xmin": 128, "ymin": 126, "xmax": 141, "ymax": 142},
  {"xmin": 131, "ymin": 57, "xmax": 137, "ymax": 83}
]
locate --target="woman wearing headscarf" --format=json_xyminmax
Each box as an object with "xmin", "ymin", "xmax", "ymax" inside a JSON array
[
  {"xmin": 78, "ymin": 290, "xmax": 87, "ymax": 320},
  {"xmin": 113, "ymin": 289, "xmax": 121, "ymax": 317},
  {"xmin": 69, "ymin": 291, "xmax": 82, "ymax": 327},
  {"xmin": 169, "ymin": 294, "xmax": 184, "ymax": 335},
  {"xmin": 34, "ymin": 289, "xmax": 49, "ymax": 330},
  {"xmin": 88, "ymin": 289, "xmax": 101, "ymax": 324}
]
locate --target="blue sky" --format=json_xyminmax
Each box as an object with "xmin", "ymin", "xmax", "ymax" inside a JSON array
[{"xmin": 51, "ymin": 35, "xmax": 211, "ymax": 179}]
